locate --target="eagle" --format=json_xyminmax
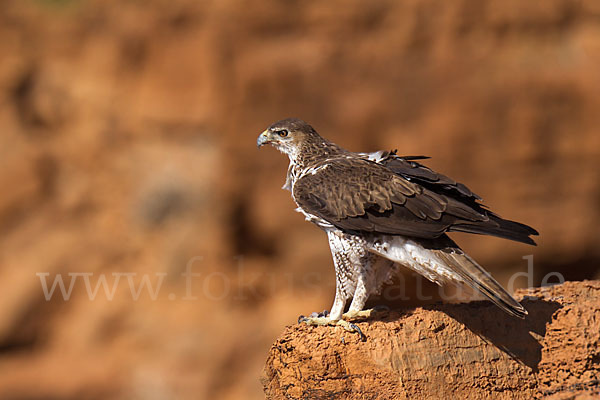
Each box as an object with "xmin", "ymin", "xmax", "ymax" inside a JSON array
[{"xmin": 257, "ymin": 118, "xmax": 538, "ymax": 335}]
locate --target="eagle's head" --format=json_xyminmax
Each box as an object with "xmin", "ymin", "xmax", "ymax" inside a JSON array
[{"xmin": 257, "ymin": 118, "xmax": 321, "ymax": 158}]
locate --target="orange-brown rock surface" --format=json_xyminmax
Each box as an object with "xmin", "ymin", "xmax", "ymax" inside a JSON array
[
  {"xmin": 0, "ymin": 0, "xmax": 600, "ymax": 399},
  {"xmin": 263, "ymin": 281, "xmax": 600, "ymax": 399}
]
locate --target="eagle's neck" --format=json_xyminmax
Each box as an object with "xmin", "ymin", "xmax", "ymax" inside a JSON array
[
  {"xmin": 284, "ymin": 137, "xmax": 349, "ymax": 191},
  {"xmin": 291, "ymin": 138, "xmax": 347, "ymax": 169}
]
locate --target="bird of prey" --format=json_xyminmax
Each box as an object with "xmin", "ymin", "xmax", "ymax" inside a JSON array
[{"xmin": 257, "ymin": 118, "xmax": 538, "ymax": 334}]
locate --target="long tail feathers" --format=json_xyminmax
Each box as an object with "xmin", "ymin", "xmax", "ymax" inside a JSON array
[
  {"xmin": 434, "ymin": 248, "xmax": 527, "ymax": 318},
  {"xmin": 368, "ymin": 234, "xmax": 528, "ymax": 318}
]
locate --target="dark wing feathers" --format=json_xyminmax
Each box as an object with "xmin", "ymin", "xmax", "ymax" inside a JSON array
[
  {"xmin": 377, "ymin": 151, "xmax": 483, "ymax": 201},
  {"xmin": 293, "ymin": 155, "xmax": 538, "ymax": 245},
  {"xmin": 450, "ymin": 214, "xmax": 538, "ymax": 245},
  {"xmin": 396, "ymin": 155, "xmax": 431, "ymax": 161}
]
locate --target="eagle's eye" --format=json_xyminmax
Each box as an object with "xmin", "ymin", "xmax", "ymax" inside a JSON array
[{"xmin": 276, "ymin": 129, "xmax": 289, "ymax": 138}]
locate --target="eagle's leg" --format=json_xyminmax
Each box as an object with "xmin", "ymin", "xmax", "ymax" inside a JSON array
[
  {"xmin": 344, "ymin": 274, "xmax": 369, "ymax": 318},
  {"xmin": 343, "ymin": 253, "xmax": 390, "ymax": 320},
  {"xmin": 297, "ymin": 273, "xmax": 358, "ymax": 326},
  {"xmin": 297, "ymin": 256, "xmax": 348, "ymax": 323},
  {"xmin": 342, "ymin": 273, "xmax": 381, "ymax": 320},
  {"xmin": 298, "ymin": 272, "xmax": 364, "ymax": 335},
  {"xmin": 298, "ymin": 290, "xmax": 364, "ymax": 339},
  {"xmin": 329, "ymin": 285, "xmax": 347, "ymax": 320},
  {"xmin": 298, "ymin": 231, "xmax": 367, "ymax": 340}
]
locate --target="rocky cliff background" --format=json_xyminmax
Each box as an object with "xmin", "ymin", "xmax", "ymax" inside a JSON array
[{"xmin": 0, "ymin": 0, "xmax": 599, "ymax": 399}]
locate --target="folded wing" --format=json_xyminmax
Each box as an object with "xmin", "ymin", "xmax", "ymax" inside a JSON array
[{"xmin": 293, "ymin": 155, "xmax": 538, "ymax": 245}]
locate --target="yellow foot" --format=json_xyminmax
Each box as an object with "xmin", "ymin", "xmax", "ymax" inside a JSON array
[
  {"xmin": 342, "ymin": 305, "xmax": 389, "ymax": 321},
  {"xmin": 298, "ymin": 315, "xmax": 366, "ymax": 341}
]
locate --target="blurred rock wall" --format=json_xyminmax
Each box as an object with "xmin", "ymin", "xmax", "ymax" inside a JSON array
[{"xmin": 0, "ymin": 0, "xmax": 599, "ymax": 399}]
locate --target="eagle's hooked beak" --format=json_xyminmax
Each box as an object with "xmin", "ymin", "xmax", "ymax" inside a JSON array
[{"xmin": 257, "ymin": 130, "xmax": 270, "ymax": 148}]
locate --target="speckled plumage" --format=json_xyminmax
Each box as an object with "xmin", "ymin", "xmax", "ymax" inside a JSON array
[{"xmin": 257, "ymin": 118, "xmax": 539, "ymax": 320}]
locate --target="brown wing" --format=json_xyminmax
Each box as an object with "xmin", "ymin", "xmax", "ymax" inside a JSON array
[
  {"xmin": 360, "ymin": 150, "xmax": 482, "ymax": 202},
  {"xmin": 294, "ymin": 157, "xmax": 487, "ymax": 238},
  {"xmin": 293, "ymin": 156, "xmax": 538, "ymax": 244}
]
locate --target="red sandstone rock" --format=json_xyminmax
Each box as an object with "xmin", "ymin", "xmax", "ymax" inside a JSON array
[{"xmin": 263, "ymin": 281, "xmax": 600, "ymax": 399}]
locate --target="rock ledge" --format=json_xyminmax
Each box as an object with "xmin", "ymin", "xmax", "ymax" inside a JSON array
[{"xmin": 262, "ymin": 281, "xmax": 600, "ymax": 399}]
